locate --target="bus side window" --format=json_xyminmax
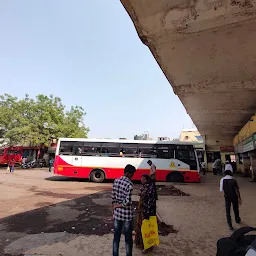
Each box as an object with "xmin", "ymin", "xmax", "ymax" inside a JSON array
[
  {"xmin": 176, "ymin": 150, "xmax": 190, "ymax": 160},
  {"xmin": 73, "ymin": 142, "xmax": 83, "ymax": 156},
  {"xmin": 101, "ymin": 143, "xmax": 119, "ymax": 157},
  {"xmin": 156, "ymin": 145, "xmax": 174, "ymax": 159},
  {"xmin": 60, "ymin": 141, "xmax": 74, "ymax": 155},
  {"xmin": 138, "ymin": 144, "xmax": 156, "ymax": 158},
  {"xmin": 120, "ymin": 144, "xmax": 138, "ymax": 158},
  {"xmin": 0, "ymin": 150, "xmax": 4, "ymax": 156},
  {"xmin": 82, "ymin": 143, "xmax": 101, "ymax": 156}
]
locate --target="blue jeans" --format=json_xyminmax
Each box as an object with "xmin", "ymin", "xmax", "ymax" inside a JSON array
[{"xmin": 113, "ymin": 219, "xmax": 133, "ymax": 256}]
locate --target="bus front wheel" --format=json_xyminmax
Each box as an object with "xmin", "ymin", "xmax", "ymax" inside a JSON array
[
  {"xmin": 167, "ymin": 172, "xmax": 184, "ymax": 183},
  {"xmin": 90, "ymin": 169, "xmax": 105, "ymax": 183}
]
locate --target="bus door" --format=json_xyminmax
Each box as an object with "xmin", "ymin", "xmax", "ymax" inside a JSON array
[
  {"xmin": 73, "ymin": 155, "xmax": 82, "ymax": 166},
  {"xmin": 72, "ymin": 142, "xmax": 83, "ymax": 166}
]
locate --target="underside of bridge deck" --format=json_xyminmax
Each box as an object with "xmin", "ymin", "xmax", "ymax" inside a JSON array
[{"xmin": 121, "ymin": 0, "xmax": 256, "ymax": 147}]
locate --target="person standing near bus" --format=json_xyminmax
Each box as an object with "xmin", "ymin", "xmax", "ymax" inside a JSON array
[
  {"xmin": 112, "ymin": 164, "xmax": 136, "ymax": 256},
  {"xmin": 49, "ymin": 158, "xmax": 54, "ymax": 172},
  {"xmin": 147, "ymin": 160, "xmax": 158, "ymax": 200},
  {"xmin": 220, "ymin": 170, "xmax": 242, "ymax": 230},
  {"xmin": 9, "ymin": 159, "xmax": 15, "ymax": 173}
]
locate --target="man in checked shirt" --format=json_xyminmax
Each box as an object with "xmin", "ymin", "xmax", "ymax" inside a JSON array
[{"xmin": 112, "ymin": 164, "xmax": 136, "ymax": 256}]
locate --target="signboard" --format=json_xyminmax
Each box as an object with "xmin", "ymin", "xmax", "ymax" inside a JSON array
[
  {"xmin": 234, "ymin": 135, "xmax": 255, "ymax": 154},
  {"xmin": 242, "ymin": 136, "xmax": 254, "ymax": 153},
  {"xmin": 243, "ymin": 142, "xmax": 254, "ymax": 152},
  {"xmin": 220, "ymin": 146, "xmax": 234, "ymax": 152}
]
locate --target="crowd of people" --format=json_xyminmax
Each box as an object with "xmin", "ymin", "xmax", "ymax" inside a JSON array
[
  {"xmin": 7, "ymin": 157, "xmax": 54, "ymax": 172},
  {"xmin": 213, "ymin": 159, "xmax": 234, "ymax": 175},
  {"xmin": 112, "ymin": 160, "xmax": 244, "ymax": 256},
  {"xmin": 200, "ymin": 159, "xmax": 234, "ymax": 176}
]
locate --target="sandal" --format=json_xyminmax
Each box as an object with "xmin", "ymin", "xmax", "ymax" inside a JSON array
[{"xmin": 142, "ymin": 247, "xmax": 154, "ymax": 253}]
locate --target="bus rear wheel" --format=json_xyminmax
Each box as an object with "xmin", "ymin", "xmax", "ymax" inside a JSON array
[
  {"xmin": 90, "ymin": 169, "xmax": 105, "ymax": 183},
  {"xmin": 167, "ymin": 172, "xmax": 184, "ymax": 183}
]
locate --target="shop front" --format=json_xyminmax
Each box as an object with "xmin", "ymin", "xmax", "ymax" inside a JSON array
[
  {"xmin": 233, "ymin": 114, "xmax": 256, "ymax": 179},
  {"xmin": 206, "ymin": 147, "xmax": 235, "ymax": 172},
  {"xmin": 234, "ymin": 135, "xmax": 255, "ymax": 175}
]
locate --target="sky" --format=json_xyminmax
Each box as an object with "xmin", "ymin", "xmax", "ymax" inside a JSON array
[{"xmin": 0, "ymin": 0, "xmax": 193, "ymax": 140}]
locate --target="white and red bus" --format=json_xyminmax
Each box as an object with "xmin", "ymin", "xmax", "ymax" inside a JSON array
[{"xmin": 54, "ymin": 138, "xmax": 200, "ymax": 183}]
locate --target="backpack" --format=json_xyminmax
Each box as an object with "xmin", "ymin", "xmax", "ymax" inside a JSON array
[{"xmin": 216, "ymin": 227, "xmax": 256, "ymax": 256}]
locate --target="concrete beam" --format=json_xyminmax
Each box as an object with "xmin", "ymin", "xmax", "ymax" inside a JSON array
[
  {"xmin": 201, "ymin": 130, "xmax": 237, "ymax": 135},
  {"xmin": 196, "ymin": 121, "xmax": 245, "ymax": 126},
  {"xmin": 173, "ymin": 79, "xmax": 256, "ymax": 95},
  {"xmin": 189, "ymin": 110, "xmax": 256, "ymax": 115}
]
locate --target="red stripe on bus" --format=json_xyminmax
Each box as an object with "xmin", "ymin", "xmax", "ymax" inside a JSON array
[{"xmin": 54, "ymin": 156, "xmax": 200, "ymax": 183}]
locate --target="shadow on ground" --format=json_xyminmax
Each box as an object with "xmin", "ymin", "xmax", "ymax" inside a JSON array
[
  {"xmin": 45, "ymin": 175, "xmax": 148, "ymax": 185},
  {"xmin": 0, "ymin": 190, "xmax": 114, "ymax": 256},
  {"xmin": 45, "ymin": 176, "xmax": 90, "ymax": 182},
  {"xmin": 0, "ymin": 178, "xmax": 185, "ymax": 256}
]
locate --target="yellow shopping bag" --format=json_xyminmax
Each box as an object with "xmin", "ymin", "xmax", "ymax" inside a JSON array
[{"xmin": 141, "ymin": 216, "xmax": 160, "ymax": 250}]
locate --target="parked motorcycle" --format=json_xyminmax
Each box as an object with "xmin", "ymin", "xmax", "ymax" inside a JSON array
[
  {"xmin": 38, "ymin": 159, "xmax": 46, "ymax": 168},
  {"xmin": 21, "ymin": 159, "xmax": 37, "ymax": 169},
  {"xmin": 29, "ymin": 159, "xmax": 37, "ymax": 168},
  {"xmin": 21, "ymin": 163, "xmax": 29, "ymax": 169}
]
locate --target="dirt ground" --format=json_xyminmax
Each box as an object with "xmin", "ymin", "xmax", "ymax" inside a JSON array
[{"xmin": 0, "ymin": 169, "xmax": 255, "ymax": 256}]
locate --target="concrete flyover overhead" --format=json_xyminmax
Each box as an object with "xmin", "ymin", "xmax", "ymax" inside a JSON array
[{"xmin": 120, "ymin": 0, "xmax": 256, "ymax": 149}]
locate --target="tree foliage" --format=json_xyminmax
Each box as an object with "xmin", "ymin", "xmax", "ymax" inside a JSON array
[{"xmin": 0, "ymin": 94, "xmax": 89, "ymax": 146}]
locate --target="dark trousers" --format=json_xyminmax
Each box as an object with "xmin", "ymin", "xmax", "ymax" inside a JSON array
[
  {"xmin": 113, "ymin": 219, "xmax": 133, "ymax": 256},
  {"xmin": 150, "ymin": 174, "xmax": 158, "ymax": 200},
  {"xmin": 213, "ymin": 168, "xmax": 217, "ymax": 175},
  {"xmin": 225, "ymin": 197, "xmax": 240, "ymax": 227}
]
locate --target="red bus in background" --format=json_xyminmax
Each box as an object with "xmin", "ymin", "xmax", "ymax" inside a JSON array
[{"xmin": 0, "ymin": 146, "xmax": 41, "ymax": 165}]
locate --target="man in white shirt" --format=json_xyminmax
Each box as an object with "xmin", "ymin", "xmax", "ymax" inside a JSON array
[
  {"xmin": 147, "ymin": 160, "xmax": 156, "ymax": 177},
  {"xmin": 225, "ymin": 160, "xmax": 233, "ymax": 173}
]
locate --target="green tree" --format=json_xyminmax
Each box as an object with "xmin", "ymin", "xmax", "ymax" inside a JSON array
[{"xmin": 0, "ymin": 94, "xmax": 89, "ymax": 146}]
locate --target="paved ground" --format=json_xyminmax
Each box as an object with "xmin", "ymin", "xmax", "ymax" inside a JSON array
[{"xmin": 0, "ymin": 169, "xmax": 255, "ymax": 256}]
